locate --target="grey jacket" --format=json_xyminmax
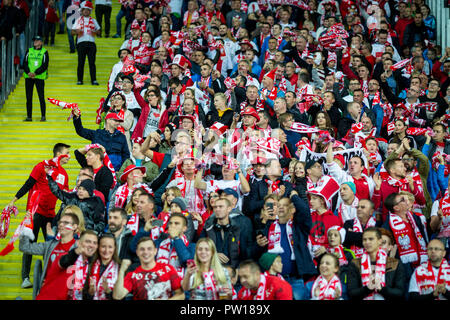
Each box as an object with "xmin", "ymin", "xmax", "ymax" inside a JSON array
[{"xmin": 19, "ymin": 235, "xmax": 77, "ymax": 295}]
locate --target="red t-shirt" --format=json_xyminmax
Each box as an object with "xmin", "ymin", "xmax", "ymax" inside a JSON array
[
  {"xmin": 237, "ymin": 275, "xmax": 293, "ymax": 300},
  {"xmin": 123, "ymin": 262, "xmax": 182, "ymax": 300},
  {"xmin": 310, "ymin": 210, "xmax": 342, "ymax": 247},
  {"xmin": 29, "ymin": 161, "xmax": 69, "ymax": 217},
  {"xmin": 36, "ymin": 238, "xmax": 76, "ymax": 300},
  {"xmin": 353, "ymin": 176, "xmax": 370, "ymax": 201}
]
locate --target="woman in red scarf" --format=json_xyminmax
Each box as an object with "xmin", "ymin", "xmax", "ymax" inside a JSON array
[{"xmin": 86, "ymin": 234, "xmax": 120, "ymax": 300}]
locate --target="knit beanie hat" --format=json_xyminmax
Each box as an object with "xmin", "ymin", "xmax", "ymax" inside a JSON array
[
  {"xmin": 79, "ymin": 179, "xmax": 95, "ymax": 197},
  {"xmin": 258, "ymin": 252, "xmax": 279, "ymax": 271},
  {"xmin": 342, "ymin": 181, "xmax": 356, "ymax": 195},
  {"xmin": 171, "ymin": 197, "xmax": 187, "ymax": 211}
]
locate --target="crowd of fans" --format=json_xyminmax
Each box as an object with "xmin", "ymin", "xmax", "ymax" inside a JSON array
[{"xmin": 8, "ymin": 0, "xmax": 450, "ymax": 301}]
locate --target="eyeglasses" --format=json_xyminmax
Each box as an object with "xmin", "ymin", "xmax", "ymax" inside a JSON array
[
  {"xmin": 122, "ymin": 80, "xmax": 132, "ymax": 84},
  {"xmin": 402, "ymin": 158, "xmax": 414, "ymax": 162}
]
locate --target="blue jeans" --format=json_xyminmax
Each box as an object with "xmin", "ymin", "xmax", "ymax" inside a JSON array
[
  {"xmin": 115, "ymin": 9, "xmax": 125, "ymax": 36},
  {"xmin": 67, "ymin": 27, "xmax": 75, "ymax": 51},
  {"xmin": 285, "ymin": 277, "xmax": 308, "ymax": 300}
]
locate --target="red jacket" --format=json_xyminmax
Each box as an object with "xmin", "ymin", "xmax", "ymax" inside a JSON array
[
  {"xmin": 237, "ymin": 274, "xmax": 293, "ymax": 300},
  {"xmin": 372, "ymin": 179, "xmax": 426, "ymax": 222}
]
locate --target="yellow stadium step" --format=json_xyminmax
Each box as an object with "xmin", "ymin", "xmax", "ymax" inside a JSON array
[{"xmin": 0, "ymin": 2, "xmax": 123, "ymax": 300}]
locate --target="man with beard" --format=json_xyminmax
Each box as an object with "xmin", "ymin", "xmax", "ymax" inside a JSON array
[{"xmin": 107, "ymin": 207, "xmax": 136, "ymax": 263}]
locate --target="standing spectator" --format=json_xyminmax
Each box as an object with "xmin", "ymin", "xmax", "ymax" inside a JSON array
[
  {"xmin": 19, "ymin": 211, "xmax": 80, "ymax": 299},
  {"xmin": 420, "ymin": 4, "xmax": 436, "ymax": 41},
  {"xmin": 403, "ymin": 12, "xmax": 429, "ymax": 49},
  {"xmin": 22, "ymin": 36, "xmax": 49, "ymax": 122},
  {"xmin": 8, "ymin": 143, "xmax": 70, "ymax": 289},
  {"xmin": 72, "ymin": 108, "xmax": 130, "ymax": 172},
  {"xmin": 72, "ymin": 1, "xmax": 100, "ymax": 85},
  {"xmin": 44, "ymin": 0, "xmax": 58, "ymax": 46},
  {"xmin": 0, "ymin": 0, "xmax": 21, "ymax": 41},
  {"xmin": 94, "ymin": 0, "xmax": 112, "ymax": 37}
]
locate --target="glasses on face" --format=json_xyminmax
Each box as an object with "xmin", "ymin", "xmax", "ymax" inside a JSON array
[
  {"xmin": 402, "ymin": 158, "xmax": 414, "ymax": 162},
  {"xmin": 122, "ymin": 80, "xmax": 132, "ymax": 84}
]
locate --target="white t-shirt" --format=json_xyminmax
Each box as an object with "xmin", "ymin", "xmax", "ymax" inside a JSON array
[
  {"xmin": 73, "ymin": 16, "xmax": 100, "ymax": 43},
  {"xmin": 205, "ymin": 179, "xmax": 247, "ymax": 210}
]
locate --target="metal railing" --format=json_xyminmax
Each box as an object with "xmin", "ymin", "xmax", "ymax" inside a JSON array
[
  {"xmin": 428, "ymin": 0, "xmax": 450, "ymax": 50},
  {"xmin": 0, "ymin": 0, "xmax": 40, "ymax": 109}
]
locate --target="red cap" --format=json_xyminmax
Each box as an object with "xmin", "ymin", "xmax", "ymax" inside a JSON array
[
  {"xmin": 264, "ymin": 68, "xmax": 277, "ymax": 82},
  {"xmin": 119, "ymin": 164, "xmax": 146, "ymax": 183},
  {"xmin": 105, "ymin": 112, "xmax": 124, "ymax": 122},
  {"xmin": 241, "ymin": 107, "xmax": 260, "ymax": 122}
]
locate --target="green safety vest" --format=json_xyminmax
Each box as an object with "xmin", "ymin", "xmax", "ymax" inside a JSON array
[{"xmin": 24, "ymin": 47, "xmax": 48, "ymax": 80}]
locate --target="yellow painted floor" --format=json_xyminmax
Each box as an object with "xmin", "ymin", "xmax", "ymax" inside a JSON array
[{"xmin": 0, "ymin": 3, "xmax": 122, "ymax": 299}]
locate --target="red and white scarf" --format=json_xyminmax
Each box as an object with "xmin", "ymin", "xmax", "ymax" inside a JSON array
[
  {"xmin": 175, "ymin": 171, "xmax": 206, "ymax": 215},
  {"xmin": 72, "ymin": 255, "xmax": 89, "ymax": 300},
  {"xmin": 114, "ymin": 184, "xmax": 133, "ymax": 209},
  {"xmin": 203, "ymin": 270, "xmax": 219, "ymax": 300},
  {"xmin": 89, "ymin": 259, "xmax": 119, "ymax": 300},
  {"xmin": 360, "ymin": 248, "xmax": 387, "ymax": 300},
  {"xmin": 385, "ymin": 175, "xmax": 409, "ymax": 191},
  {"xmin": 415, "ymin": 259, "xmax": 450, "ymax": 299},
  {"xmin": 312, "ymin": 274, "xmax": 342, "ymax": 300},
  {"xmin": 267, "ymin": 218, "xmax": 294, "ymax": 259},
  {"xmin": 156, "ymin": 235, "xmax": 189, "ymax": 278},
  {"xmin": 77, "ymin": 16, "xmax": 96, "ymax": 35},
  {"xmin": 389, "ymin": 212, "xmax": 428, "ymax": 264},
  {"xmin": 240, "ymin": 274, "xmax": 267, "ymax": 300},
  {"xmin": 438, "ymin": 191, "xmax": 450, "ymax": 238},
  {"xmin": 328, "ymin": 245, "xmax": 348, "ymax": 266},
  {"xmin": 351, "ymin": 216, "xmax": 377, "ymax": 258},
  {"xmin": 126, "ymin": 212, "xmax": 139, "ymax": 236}
]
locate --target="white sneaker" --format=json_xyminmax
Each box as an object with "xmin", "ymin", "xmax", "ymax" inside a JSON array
[{"xmin": 21, "ymin": 278, "xmax": 32, "ymax": 289}]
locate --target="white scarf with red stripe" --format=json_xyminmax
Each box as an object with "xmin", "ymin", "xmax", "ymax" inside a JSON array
[
  {"xmin": 361, "ymin": 248, "xmax": 387, "ymax": 300},
  {"xmin": 156, "ymin": 235, "xmax": 189, "ymax": 278},
  {"xmin": 267, "ymin": 218, "xmax": 294, "ymax": 259},
  {"xmin": 114, "ymin": 184, "xmax": 132, "ymax": 208},
  {"xmin": 312, "ymin": 274, "xmax": 342, "ymax": 300},
  {"xmin": 351, "ymin": 216, "xmax": 377, "ymax": 258},
  {"xmin": 328, "ymin": 245, "xmax": 348, "ymax": 266},
  {"xmin": 438, "ymin": 191, "xmax": 450, "ymax": 238},
  {"xmin": 175, "ymin": 170, "xmax": 206, "ymax": 215},
  {"xmin": 415, "ymin": 259, "xmax": 450, "ymax": 299},
  {"xmin": 203, "ymin": 270, "xmax": 219, "ymax": 300},
  {"xmin": 90, "ymin": 259, "xmax": 119, "ymax": 300},
  {"xmin": 240, "ymin": 274, "xmax": 267, "ymax": 300},
  {"xmin": 72, "ymin": 255, "xmax": 89, "ymax": 300},
  {"xmin": 389, "ymin": 212, "xmax": 428, "ymax": 264}
]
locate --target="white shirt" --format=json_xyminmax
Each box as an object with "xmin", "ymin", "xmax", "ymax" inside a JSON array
[
  {"xmin": 205, "ymin": 179, "xmax": 247, "ymax": 210},
  {"xmin": 108, "ymin": 60, "xmax": 124, "ymax": 91},
  {"xmin": 73, "ymin": 16, "xmax": 100, "ymax": 43}
]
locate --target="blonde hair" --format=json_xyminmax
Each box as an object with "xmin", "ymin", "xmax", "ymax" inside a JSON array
[
  {"xmin": 192, "ymin": 238, "xmax": 228, "ymax": 289},
  {"xmin": 163, "ymin": 186, "xmax": 182, "ymax": 212},
  {"xmin": 62, "ymin": 205, "xmax": 85, "ymax": 233},
  {"xmin": 125, "ymin": 188, "xmax": 145, "ymax": 215}
]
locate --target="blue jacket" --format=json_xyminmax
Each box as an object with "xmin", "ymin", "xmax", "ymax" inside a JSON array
[
  {"xmin": 422, "ymin": 143, "xmax": 448, "ymax": 201},
  {"xmin": 73, "ymin": 116, "xmax": 130, "ymax": 172}
]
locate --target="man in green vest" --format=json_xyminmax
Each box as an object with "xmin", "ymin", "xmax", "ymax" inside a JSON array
[{"xmin": 23, "ymin": 35, "xmax": 49, "ymax": 122}]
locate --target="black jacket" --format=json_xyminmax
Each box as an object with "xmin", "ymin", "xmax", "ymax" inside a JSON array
[
  {"xmin": 47, "ymin": 175, "xmax": 106, "ymax": 234},
  {"xmin": 246, "ymin": 176, "xmax": 294, "ymax": 218},
  {"xmin": 202, "ymin": 217, "xmax": 243, "ymax": 268},
  {"xmin": 347, "ymin": 256, "xmax": 406, "ymax": 300}
]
